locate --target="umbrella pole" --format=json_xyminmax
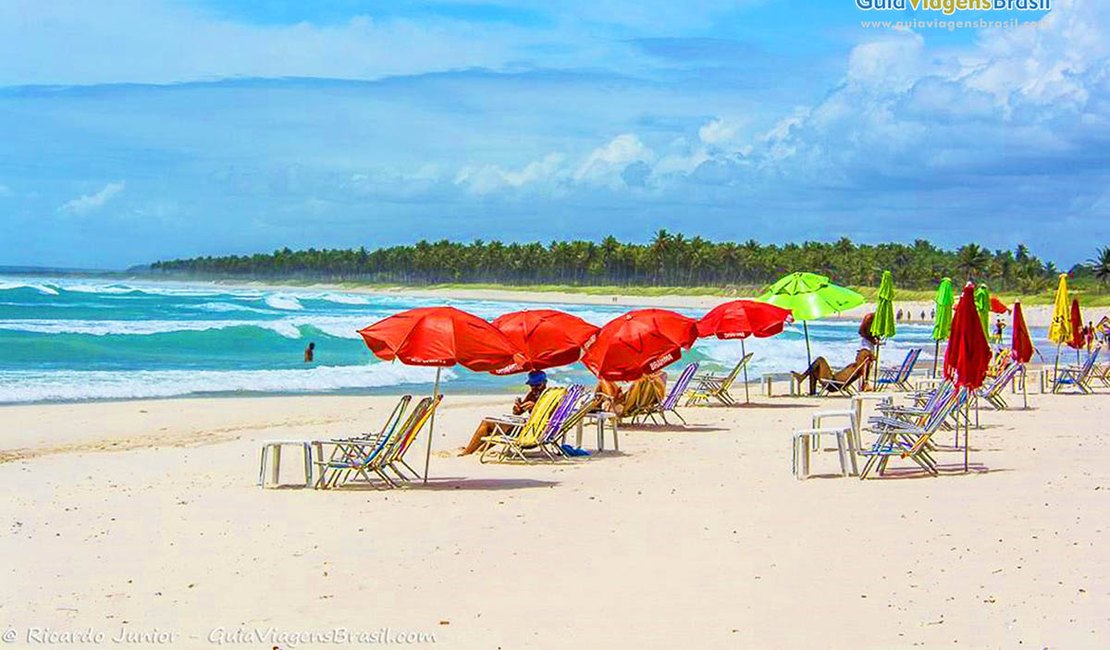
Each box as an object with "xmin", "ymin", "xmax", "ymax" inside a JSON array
[
  {"xmin": 932, "ymin": 340, "xmax": 940, "ymax": 378},
  {"xmin": 1021, "ymin": 364, "xmax": 1028, "ymax": 409},
  {"xmin": 964, "ymin": 388, "xmax": 970, "ymax": 473},
  {"xmin": 741, "ymin": 338, "xmax": 750, "ymax": 404},
  {"xmin": 873, "ymin": 342, "xmax": 881, "ymax": 392},
  {"xmin": 803, "ymin": 321, "xmax": 812, "ymax": 370},
  {"xmin": 1051, "ymin": 343, "xmax": 1062, "ymax": 394},
  {"xmin": 423, "ymin": 367, "xmax": 441, "ymax": 485}
]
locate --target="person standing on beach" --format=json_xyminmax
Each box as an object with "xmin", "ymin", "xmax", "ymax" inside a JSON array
[{"xmin": 304, "ymin": 342, "xmax": 315, "ymax": 363}]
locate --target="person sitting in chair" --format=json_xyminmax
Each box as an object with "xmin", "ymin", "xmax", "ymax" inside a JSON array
[
  {"xmin": 459, "ymin": 371, "xmax": 548, "ymax": 456},
  {"xmin": 792, "ymin": 349, "xmax": 874, "ymax": 396}
]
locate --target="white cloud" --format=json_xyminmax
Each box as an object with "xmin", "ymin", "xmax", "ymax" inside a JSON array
[
  {"xmin": 574, "ymin": 134, "xmax": 653, "ymax": 183},
  {"xmin": 698, "ymin": 119, "xmax": 738, "ymax": 145},
  {"xmin": 454, "ymin": 153, "xmax": 565, "ymax": 194},
  {"xmin": 60, "ymin": 181, "xmax": 125, "ymax": 215}
]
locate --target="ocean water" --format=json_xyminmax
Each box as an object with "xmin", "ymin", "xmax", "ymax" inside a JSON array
[{"xmin": 0, "ymin": 276, "xmax": 1052, "ymax": 404}]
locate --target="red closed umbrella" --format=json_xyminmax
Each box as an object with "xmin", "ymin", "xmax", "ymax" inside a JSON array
[
  {"xmin": 944, "ymin": 283, "xmax": 993, "ymax": 471},
  {"xmin": 583, "ymin": 309, "xmax": 698, "ymax": 381},
  {"xmin": 358, "ymin": 306, "xmax": 525, "ymax": 483},
  {"xmin": 1011, "ymin": 302, "xmax": 1034, "ymax": 364},
  {"xmin": 492, "ymin": 309, "xmax": 599, "ymax": 373},
  {"xmin": 697, "ymin": 300, "xmax": 792, "ymax": 403},
  {"xmin": 989, "ymin": 296, "xmax": 1010, "ymax": 314},
  {"xmin": 1067, "ymin": 298, "xmax": 1084, "ymax": 351}
]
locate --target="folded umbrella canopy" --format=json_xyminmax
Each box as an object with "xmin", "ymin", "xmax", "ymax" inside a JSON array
[
  {"xmin": 974, "ymin": 284, "xmax": 991, "ymax": 339},
  {"xmin": 944, "ymin": 282, "xmax": 992, "ymax": 471},
  {"xmin": 1011, "ymin": 302, "xmax": 1034, "ymax": 365},
  {"xmin": 990, "ymin": 296, "xmax": 1010, "ymax": 314},
  {"xmin": 870, "ymin": 270, "xmax": 897, "ymax": 386},
  {"xmin": 1011, "ymin": 301, "xmax": 1034, "ymax": 409},
  {"xmin": 931, "ymin": 278, "xmax": 955, "ymax": 378},
  {"xmin": 1047, "ymin": 274, "xmax": 1072, "ymax": 381},
  {"xmin": 756, "ymin": 272, "xmax": 865, "ymax": 368},
  {"xmin": 1067, "ymin": 298, "xmax": 1084, "ymax": 351},
  {"xmin": 358, "ymin": 306, "xmax": 525, "ymax": 483},
  {"xmin": 583, "ymin": 309, "xmax": 699, "ymax": 381},
  {"xmin": 697, "ymin": 300, "xmax": 793, "ymax": 403},
  {"xmin": 492, "ymin": 309, "xmax": 599, "ymax": 373}
]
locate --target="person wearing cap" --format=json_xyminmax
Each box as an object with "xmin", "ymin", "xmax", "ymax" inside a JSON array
[{"xmin": 459, "ymin": 370, "xmax": 548, "ymax": 456}]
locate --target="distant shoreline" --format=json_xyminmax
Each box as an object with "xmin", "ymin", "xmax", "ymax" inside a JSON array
[
  {"xmin": 164, "ymin": 276, "xmax": 1085, "ymax": 329},
  {"xmin": 5, "ymin": 270, "xmax": 1106, "ymax": 329}
]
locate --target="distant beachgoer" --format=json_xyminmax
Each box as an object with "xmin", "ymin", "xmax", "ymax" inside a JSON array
[
  {"xmin": 896, "ymin": 308, "xmax": 904, "ymax": 322},
  {"xmin": 931, "ymin": 308, "xmax": 936, "ymax": 320},
  {"xmin": 858, "ymin": 312, "xmax": 880, "ymax": 351},
  {"xmin": 460, "ymin": 371, "xmax": 548, "ymax": 456},
  {"xmin": 994, "ymin": 318, "xmax": 1005, "ymax": 345},
  {"xmin": 920, "ymin": 310, "xmax": 926, "ymax": 321},
  {"xmin": 304, "ymin": 342, "xmax": 315, "ymax": 363},
  {"xmin": 792, "ymin": 349, "xmax": 874, "ymax": 396}
]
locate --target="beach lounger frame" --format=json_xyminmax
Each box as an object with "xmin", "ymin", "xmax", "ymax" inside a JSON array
[
  {"xmin": 685, "ymin": 353, "xmax": 753, "ymax": 406},
  {"xmin": 627, "ymin": 363, "xmax": 699, "ymax": 425}
]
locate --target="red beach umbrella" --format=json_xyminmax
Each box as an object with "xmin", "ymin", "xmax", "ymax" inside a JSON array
[
  {"xmin": 1011, "ymin": 302, "xmax": 1034, "ymax": 365},
  {"xmin": 944, "ymin": 283, "xmax": 993, "ymax": 472},
  {"xmin": 1011, "ymin": 301, "xmax": 1034, "ymax": 409},
  {"xmin": 1067, "ymin": 298, "xmax": 1084, "ymax": 350},
  {"xmin": 697, "ymin": 300, "xmax": 792, "ymax": 403},
  {"xmin": 697, "ymin": 300, "xmax": 793, "ymax": 340},
  {"xmin": 358, "ymin": 306, "xmax": 525, "ymax": 483},
  {"xmin": 989, "ymin": 296, "xmax": 1010, "ymax": 314},
  {"xmin": 492, "ymin": 309, "xmax": 599, "ymax": 373},
  {"xmin": 582, "ymin": 309, "xmax": 698, "ymax": 381},
  {"xmin": 358, "ymin": 306, "xmax": 523, "ymax": 373},
  {"xmin": 944, "ymin": 283, "xmax": 992, "ymax": 390}
]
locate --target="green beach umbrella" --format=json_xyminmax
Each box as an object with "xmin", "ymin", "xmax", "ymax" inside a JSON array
[
  {"xmin": 974, "ymin": 284, "xmax": 991, "ymax": 339},
  {"xmin": 869, "ymin": 270, "xmax": 897, "ymax": 384},
  {"xmin": 757, "ymin": 271, "xmax": 866, "ymax": 368},
  {"xmin": 931, "ymin": 277, "xmax": 954, "ymax": 377},
  {"xmin": 870, "ymin": 271, "xmax": 897, "ymax": 340}
]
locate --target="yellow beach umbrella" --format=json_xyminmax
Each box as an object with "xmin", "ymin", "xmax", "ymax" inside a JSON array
[
  {"xmin": 1047, "ymin": 273, "xmax": 1071, "ymax": 345},
  {"xmin": 1047, "ymin": 273, "xmax": 1071, "ymax": 390}
]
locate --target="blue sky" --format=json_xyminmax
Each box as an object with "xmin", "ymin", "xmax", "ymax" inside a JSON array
[{"xmin": 0, "ymin": 0, "xmax": 1105, "ymax": 269}]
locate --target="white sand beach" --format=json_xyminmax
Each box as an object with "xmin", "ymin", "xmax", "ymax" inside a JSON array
[{"xmin": 2, "ymin": 377, "xmax": 1109, "ymax": 648}]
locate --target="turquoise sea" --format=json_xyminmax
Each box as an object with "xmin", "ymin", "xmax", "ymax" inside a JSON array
[{"xmin": 0, "ymin": 275, "xmax": 1052, "ymax": 404}]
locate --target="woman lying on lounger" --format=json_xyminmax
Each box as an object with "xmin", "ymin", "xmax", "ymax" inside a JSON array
[{"xmin": 791, "ymin": 349, "xmax": 874, "ymax": 396}]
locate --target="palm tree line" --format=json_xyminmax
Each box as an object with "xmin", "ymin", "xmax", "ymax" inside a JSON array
[{"xmin": 147, "ymin": 232, "xmax": 1106, "ymax": 292}]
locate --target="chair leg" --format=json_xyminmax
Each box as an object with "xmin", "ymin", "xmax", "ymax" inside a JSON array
[{"xmin": 835, "ymin": 430, "xmax": 849, "ymax": 477}]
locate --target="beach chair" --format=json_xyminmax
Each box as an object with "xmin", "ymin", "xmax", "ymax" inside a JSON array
[
  {"xmin": 859, "ymin": 388, "xmax": 967, "ymax": 479},
  {"xmin": 529, "ymin": 385, "xmax": 593, "ymax": 461},
  {"xmin": 627, "ymin": 363, "xmax": 699, "ymax": 425},
  {"xmin": 1097, "ymin": 360, "xmax": 1110, "ymax": 387},
  {"xmin": 314, "ymin": 396, "xmax": 438, "ymax": 489},
  {"xmin": 479, "ymin": 388, "xmax": 566, "ymax": 463},
  {"xmin": 876, "ymin": 381, "xmax": 955, "ymax": 426},
  {"xmin": 685, "ymin": 353, "xmax": 753, "ymax": 406},
  {"xmin": 378, "ymin": 394, "xmax": 443, "ymax": 483},
  {"xmin": 305, "ymin": 395, "xmax": 411, "ymax": 489},
  {"xmin": 816, "ymin": 360, "xmax": 870, "ymax": 397},
  {"xmin": 986, "ymin": 348, "xmax": 1012, "ymax": 379},
  {"xmin": 873, "ymin": 348, "xmax": 922, "ymax": 391},
  {"xmin": 977, "ymin": 363, "xmax": 1021, "ymax": 410},
  {"xmin": 1053, "ymin": 349, "xmax": 1101, "ymax": 394}
]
